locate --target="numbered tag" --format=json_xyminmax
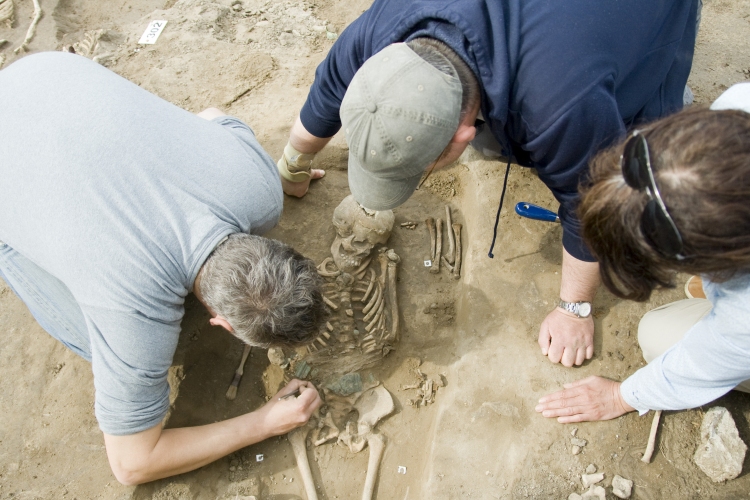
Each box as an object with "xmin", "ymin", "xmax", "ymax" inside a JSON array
[
  {"xmin": 424, "ymin": 260, "xmax": 432, "ymax": 268},
  {"xmin": 138, "ymin": 20, "xmax": 168, "ymax": 45}
]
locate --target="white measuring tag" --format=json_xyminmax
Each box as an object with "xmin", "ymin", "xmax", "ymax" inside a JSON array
[{"xmin": 138, "ymin": 20, "xmax": 168, "ymax": 44}]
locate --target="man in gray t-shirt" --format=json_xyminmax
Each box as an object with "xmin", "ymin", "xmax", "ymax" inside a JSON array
[{"xmin": 0, "ymin": 52, "xmax": 325, "ymax": 484}]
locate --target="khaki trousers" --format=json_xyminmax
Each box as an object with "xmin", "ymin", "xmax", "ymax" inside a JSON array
[{"xmin": 638, "ymin": 298, "xmax": 750, "ymax": 393}]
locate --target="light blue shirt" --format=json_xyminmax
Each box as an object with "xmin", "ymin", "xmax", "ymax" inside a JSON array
[{"xmin": 621, "ymin": 275, "xmax": 750, "ymax": 413}]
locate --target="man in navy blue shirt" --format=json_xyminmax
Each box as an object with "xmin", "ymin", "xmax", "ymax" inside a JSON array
[{"xmin": 276, "ymin": 0, "xmax": 699, "ymax": 368}]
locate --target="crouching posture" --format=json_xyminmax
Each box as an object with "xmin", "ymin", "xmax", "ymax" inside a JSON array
[{"xmin": 0, "ymin": 52, "xmax": 326, "ymax": 484}]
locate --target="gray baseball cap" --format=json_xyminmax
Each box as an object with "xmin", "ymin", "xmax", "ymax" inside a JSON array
[{"xmin": 340, "ymin": 43, "xmax": 462, "ymax": 210}]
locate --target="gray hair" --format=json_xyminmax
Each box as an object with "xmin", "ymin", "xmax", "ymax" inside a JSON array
[
  {"xmin": 406, "ymin": 37, "xmax": 481, "ymax": 121},
  {"xmin": 199, "ymin": 233, "xmax": 326, "ymax": 348}
]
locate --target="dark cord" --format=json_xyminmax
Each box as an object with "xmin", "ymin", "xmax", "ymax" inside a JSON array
[{"xmin": 488, "ymin": 158, "xmax": 512, "ymax": 258}]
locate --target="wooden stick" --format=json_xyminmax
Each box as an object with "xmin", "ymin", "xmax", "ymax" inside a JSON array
[
  {"xmin": 14, "ymin": 0, "xmax": 42, "ymax": 54},
  {"xmin": 225, "ymin": 344, "xmax": 252, "ymax": 400},
  {"xmin": 641, "ymin": 410, "xmax": 662, "ymax": 463}
]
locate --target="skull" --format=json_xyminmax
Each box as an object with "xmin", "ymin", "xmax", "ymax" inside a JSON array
[{"xmin": 331, "ymin": 195, "xmax": 394, "ymax": 273}]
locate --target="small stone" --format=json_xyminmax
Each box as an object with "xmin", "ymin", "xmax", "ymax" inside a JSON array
[
  {"xmin": 326, "ymin": 31, "xmax": 338, "ymax": 40},
  {"xmin": 581, "ymin": 485, "xmax": 606, "ymax": 500},
  {"xmin": 568, "ymin": 494, "xmax": 583, "ymax": 500},
  {"xmin": 571, "ymin": 437, "xmax": 588, "ymax": 448},
  {"xmin": 571, "ymin": 427, "xmax": 578, "ymax": 437},
  {"xmin": 232, "ymin": 3, "xmax": 242, "ymax": 11},
  {"xmin": 292, "ymin": 29, "xmax": 301, "ymax": 36},
  {"xmin": 229, "ymin": 466, "xmax": 237, "ymax": 472},
  {"xmin": 255, "ymin": 20, "xmax": 270, "ymax": 27},
  {"xmin": 572, "ymin": 445, "xmax": 581, "ymax": 455},
  {"xmin": 612, "ymin": 475, "xmax": 633, "ymax": 499},
  {"xmin": 312, "ymin": 25, "xmax": 326, "ymax": 31},
  {"xmin": 694, "ymin": 406, "xmax": 748, "ymax": 482},
  {"xmin": 326, "ymin": 23, "xmax": 335, "ymax": 32},
  {"xmin": 585, "ymin": 464, "xmax": 596, "ymax": 474},
  {"xmin": 581, "ymin": 473, "xmax": 604, "ymax": 488}
]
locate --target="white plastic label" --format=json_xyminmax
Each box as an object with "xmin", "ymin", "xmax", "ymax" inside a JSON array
[
  {"xmin": 424, "ymin": 260, "xmax": 432, "ymax": 267},
  {"xmin": 138, "ymin": 20, "xmax": 168, "ymax": 44}
]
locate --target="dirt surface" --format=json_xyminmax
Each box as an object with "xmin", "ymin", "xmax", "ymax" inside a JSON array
[{"xmin": 1, "ymin": 0, "xmax": 750, "ymax": 499}]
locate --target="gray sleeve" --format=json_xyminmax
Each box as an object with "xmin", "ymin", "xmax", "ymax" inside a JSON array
[{"xmin": 86, "ymin": 307, "xmax": 180, "ymax": 436}]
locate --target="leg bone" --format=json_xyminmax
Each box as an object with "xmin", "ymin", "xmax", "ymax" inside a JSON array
[
  {"xmin": 445, "ymin": 205, "xmax": 455, "ymax": 265},
  {"xmin": 289, "ymin": 426, "xmax": 318, "ymax": 500},
  {"xmin": 452, "ymin": 223, "xmax": 462, "ymax": 280},
  {"xmin": 430, "ymin": 218, "xmax": 442, "ymax": 274},
  {"xmin": 362, "ymin": 433, "xmax": 386, "ymax": 500}
]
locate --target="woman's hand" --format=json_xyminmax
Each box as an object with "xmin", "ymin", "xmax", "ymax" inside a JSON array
[{"xmin": 535, "ymin": 376, "xmax": 634, "ymax": 423}]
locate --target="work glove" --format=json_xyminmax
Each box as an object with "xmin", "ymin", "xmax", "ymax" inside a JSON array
[{"xmin": 277, "ymin": 142, "xmax": 317, "ymax": 183}]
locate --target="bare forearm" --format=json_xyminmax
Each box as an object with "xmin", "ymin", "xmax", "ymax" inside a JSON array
[
  {"xmin": 289, "ymin": 115, "xmax": 332, "ymax": 153},
  {"xmin": 559, "ymin": 248, "xmax": 600, "ymax": 302},
  {"xmin": 105, "ymin": 413, "xmax": 271, "ymax": 485}
]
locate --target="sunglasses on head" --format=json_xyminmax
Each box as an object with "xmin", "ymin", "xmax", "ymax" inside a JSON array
[{"xmin": 620, "ymin": 131, "xmax": 685, "ymax": 260}]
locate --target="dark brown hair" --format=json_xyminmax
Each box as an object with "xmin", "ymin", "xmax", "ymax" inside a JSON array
[{"xmin": 580, "ymin": 106, "xmax": 750, "ymax": 301}]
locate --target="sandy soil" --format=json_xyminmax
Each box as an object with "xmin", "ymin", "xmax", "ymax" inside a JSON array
[{"xmin": 1, "ymin": 0, "xmax": 750, "ymax": 499}]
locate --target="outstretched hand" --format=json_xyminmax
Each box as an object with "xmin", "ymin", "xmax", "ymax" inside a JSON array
[
  {"xmin": 538, "ymin": 307, "xmax": 594, "ymax": 367},
  {"xmin": 256, "ymin": 379, "xmax": 322, "ymax": 436},
  {"xmin": 535, "ymin": 376, "xmax": 634, "ymax": 423},
  {"xmin": 281, "ymin": 169, "xmax": 326, "ymax": 198}
]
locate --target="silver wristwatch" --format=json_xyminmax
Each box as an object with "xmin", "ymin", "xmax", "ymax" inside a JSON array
[{"xmin": 558, "ymin": 299, "xmax": 592, "ymax": 318}]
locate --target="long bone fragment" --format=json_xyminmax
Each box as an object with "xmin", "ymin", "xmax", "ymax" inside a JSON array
[
  {"xmin": 452, "ymin": 223, "xmax": 463, "ymax": 280},
  {"xmin": 426, "ymin": 217, "xmax": 436, "ymax": 261},
  {"xmin": 362, "ymin": 433, "xmax": 386, "ymax": 500},
  {"xmin": 430, "ymin": 219, "xmax": 442, "ymax": 274},
  {"xmin": 641, "ymin": 410, "xmax": 662, "ymax": 464},
  {"xmin": 365, "ymin": 295, "xmax": 385, "ymax": 332},
  {"xmin": 14, "ymin": 0, "xmax": 42, "ymax": 54},
  {"xmin": 289, "ymin": 426, "xmax": 319, "ymax": 500},
  {"xmin": 445, "ymin": 206, "xmax": 455, "ymax": 264},
  {"xmin": 386, "ymin": 249, "xmax": 400, "ymax": 341}
]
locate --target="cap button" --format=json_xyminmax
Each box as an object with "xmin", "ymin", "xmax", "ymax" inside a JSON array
[{"xmin": 366, "ymin": 101, "xmax": 377, "ymax": 113}]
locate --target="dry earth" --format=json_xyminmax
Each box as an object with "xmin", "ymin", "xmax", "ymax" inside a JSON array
[{"xmin": 1, "ymin": 0, "xmax": 750, "ymax": 499}]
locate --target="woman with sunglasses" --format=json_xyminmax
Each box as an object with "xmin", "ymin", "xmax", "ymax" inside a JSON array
[{"xmin": 535, "ymin": 83, "xmax": 750, "ymax": 423}]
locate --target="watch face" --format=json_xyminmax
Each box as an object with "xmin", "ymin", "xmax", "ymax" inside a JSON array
[{"xmin": 578, "ymin": 302, "xmax": 592, "ymax": 317}]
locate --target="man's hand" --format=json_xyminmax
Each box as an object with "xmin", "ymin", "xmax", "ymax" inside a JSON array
[
  {"xmin": 281, "ymin": 170, "xmax": 326, "ymax": 198},
  {"xmin": 538, "ymin": 307, "xmax": 594, "ymax": 367},
  {"xmin": 103, "ymin": 378, "xmax": 322, "ymax": 485},
  {"xmin": 255, "ymin": 379, "xmax": 323, "ymax": 436},
  {"xmin": 535, "ymin": 376, "xmax": 635, "ymax": 423}
]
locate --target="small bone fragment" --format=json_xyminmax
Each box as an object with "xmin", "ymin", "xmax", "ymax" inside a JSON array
[
  {"xmin": 572, "ymin": 445, "xmax": 581, "ymax": 455},
  {"xmin": 581, "ymin": 485, "xmax": 606, "ymax": 500},
  {"xmin": 317, "ymin": 257, "xmax": 340, "ymax": 278},
  {"xmin": 289, "ymin": 427, "xmax": 318, "ymax": 500},
  {"xmin": 641, "ymin": 410, "xmax": 661, "ymax": 463},
  {"xmin": 430, "ymin": 219, "xmax": 442, "ymax": 274},
  {"xmin": 363, "ymin": 287, "xmax": 383, "ymax": 322},
  {"xmin": 0, "ymin": 0, "xmax": 13, "ymax": 28},
  {"xmin": 612, "ymin": 475, "xmax": 633, "ymax": 499},
  {"xmin": 568, "ymin": 494, "xmax": 583, "ymax": 500},
  {"xmin": 315, "ymin": 337, "xmax": 327, "ymax": 347},
  {"xmin": 571, "ymin": 437, "xmax": 587, "ymax": 448},
  {"xmin": 426, "ymin": 217, "xmax": 436, "ymax": 260},
  {"xmin": 581, "ymin": 473, "xmax": 604, "ymax": 488},
  {"xmin": 445, "ymin": 206, "xmax": 455, "ymax": 264},
  {"xmin": 585, "ymin": 464, "xmax": 596, "ymax": 474},
  {"xmin": 441, "ymin": 256, "xmax": 455, "ymax": 274},
  {"xmin": 452, "ymin": 223, "xmax": 462, "ymax": 279},
  {"xmin": 14, "ymin": 0, "xmax": 42, "ymax": 54},
  {"xmin": 321, "ymin": 331, "xmax": 331, "ymax": 339},
  {"xmin": 362, "ymin": 433, "xmax": 386, "ymax": 500},
  {"xmin": 323, "ymin": 295, "xmax": 339, "ymax": 311},
  {"xmin": 226, "ymin": 344, "xmax": 252, "ymax": 400},
  {"xmin": 365, "ymin": 298, "xmax": 384, "ymax": 332},
  {"xmin": 326, "ymin": 321, "xmax": 334, "ymax": 332}
]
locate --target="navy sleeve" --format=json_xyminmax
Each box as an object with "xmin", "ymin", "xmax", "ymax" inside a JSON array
[
  {"xmin": 299, "ymin": 15, "xmax": 372, "ymax": 138},
  {"xmin": 520, "ymin": 82, "xmax": 626, "ymax": 262}
]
